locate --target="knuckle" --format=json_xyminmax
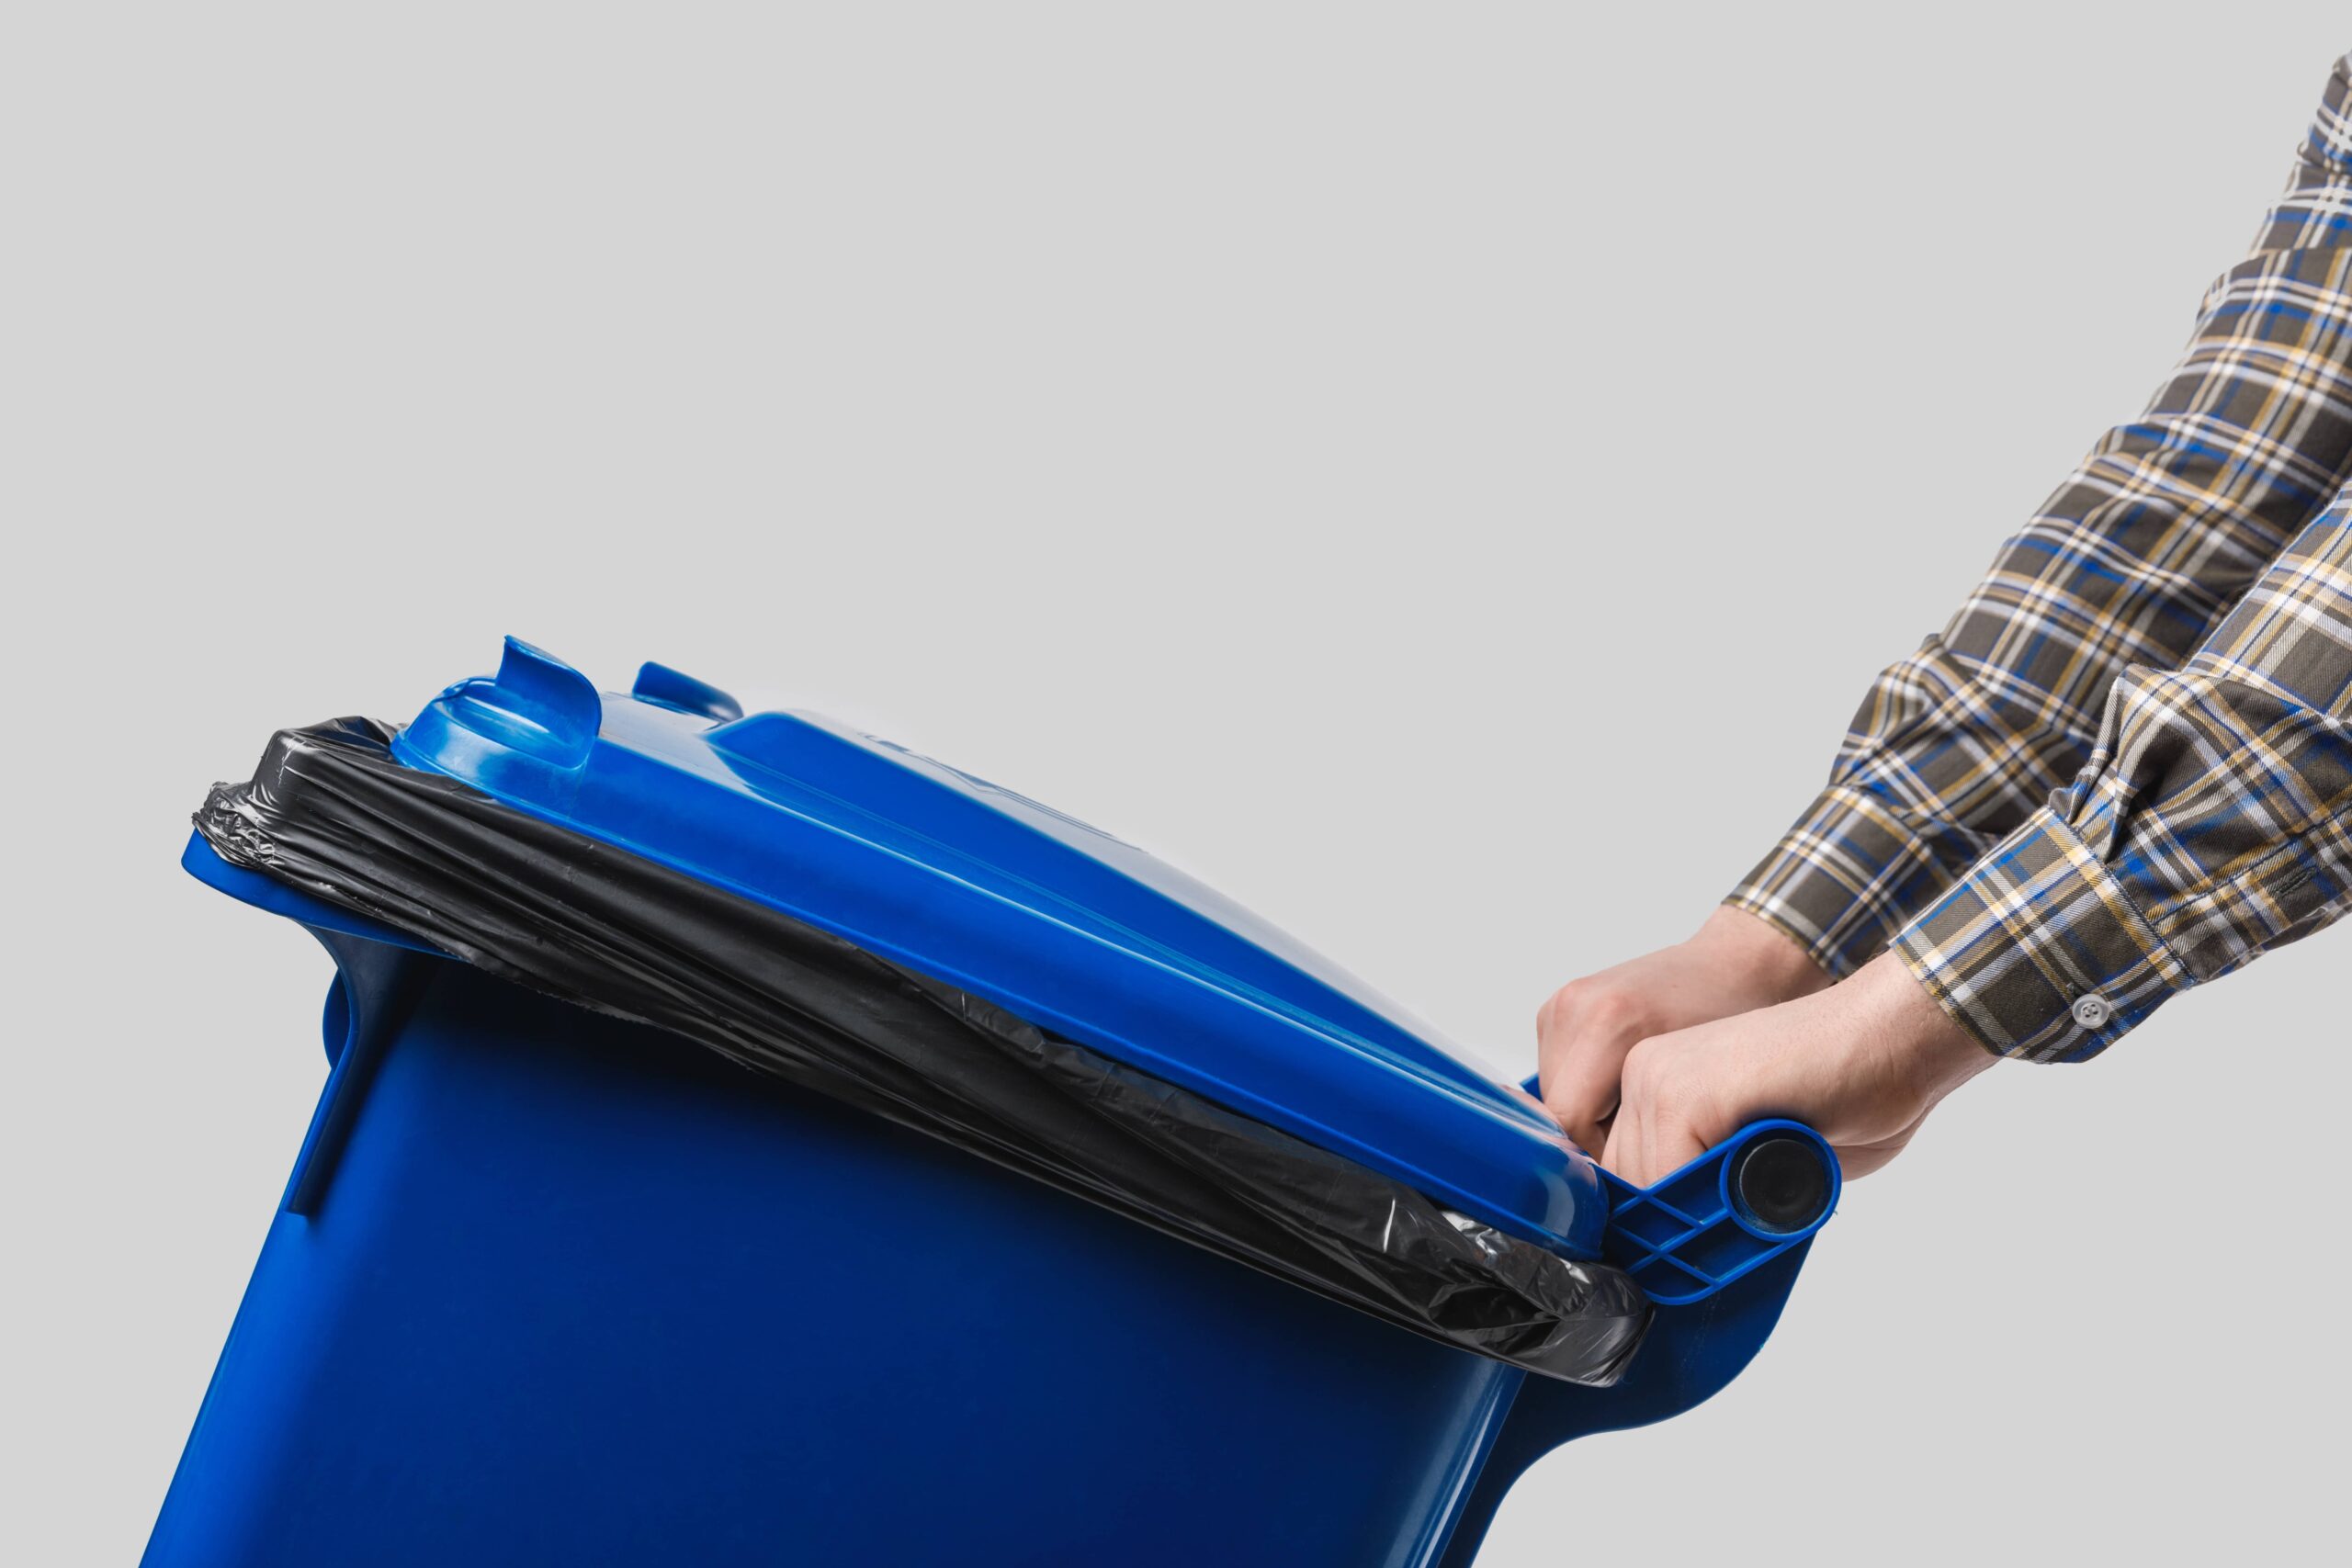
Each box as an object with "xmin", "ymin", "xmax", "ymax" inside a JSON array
[
  {"xmin": 1620, "ymin": 1040, "xmax": 1682, "ymax": 1104},
  {"xmin": 1577, "ymin": 987, "xmax": 1644, "ymax": 1040},
  {"xmin": 1544, "ymin": 1087, "xmax": 1598, "ymax": 1130},
  {"xmin": 1539, "ymin": 978, "xmax": 1602, "ymax": 1037},
  {"xmin": 1619, "ymin": 1041, "xmax": 1656, "ymax": 1093}
]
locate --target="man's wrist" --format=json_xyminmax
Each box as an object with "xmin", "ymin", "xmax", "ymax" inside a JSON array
[
  {"xmin": 1693, "ymin": 904, "xmax": 1836, "ymax": 999},
  {"xmin": 1854, "ymin": 951, "xmax": 1998, "ymax": 1100}
]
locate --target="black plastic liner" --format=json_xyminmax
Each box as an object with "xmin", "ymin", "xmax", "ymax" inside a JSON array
[{"xmin": 195, "ymin": 719, "xmax": 1649, "ymax": 1384}]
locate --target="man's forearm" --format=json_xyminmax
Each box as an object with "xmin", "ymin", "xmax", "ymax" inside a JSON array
[
  {"xmin": 1896, "ymin": 477, "xmax": 2352, "ymax": 1061},
  {"xmin": 1730, "ymin": 52, "xmax": 2352, "ymax": 978}
]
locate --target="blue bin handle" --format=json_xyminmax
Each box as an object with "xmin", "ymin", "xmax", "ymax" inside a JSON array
[
  {"xmin": 1591, "ymin": 1118, "xmax": 1840, "ymax": 1305},
  {"xmin": 1437, "ymin": 1116, "xmax": 1840, "ymax": 1566}
]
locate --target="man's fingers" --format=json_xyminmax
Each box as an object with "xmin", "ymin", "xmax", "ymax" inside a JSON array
[
  {"xmin": 1540, "ymin": 1043, "xmax": 1627, "ymax": 1155},
  {"xmin": 1636, "ymin": 1125, "xmax": 1708, "ymax": 1189},
  {"xmin": 1598, "ymin": 1116, "xmax": 1633, "ymax": 1183},
  {"xmin": 1606, "ymin": 1035, "xmax": 1720, "ymax": 1186},
  {"xmin": 1583, "ymin": 951, "xmax": 1986, "ymax": 1190},
  {"xmin": 1535, "ymin": 986, "xmax": 1651, "ymax": 1155},
  {"xmin": 1604, "ymin": 1115, "xmax": 1704, "ymax": 1188}
]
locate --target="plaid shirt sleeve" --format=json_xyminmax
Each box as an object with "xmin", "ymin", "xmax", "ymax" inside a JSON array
[
  {"xmin": 1727, "ymin": 52, "xmax": 2352, "ymax": 988},
  {"xmin": 1895, "ymin": 489, "xmax": 2352, "ymax": 1060}
]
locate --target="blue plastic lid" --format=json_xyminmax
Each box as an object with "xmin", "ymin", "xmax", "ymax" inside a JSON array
[{"xmin": 389, "ymin": 638, "xmax": 1607, "ymax": 1256}]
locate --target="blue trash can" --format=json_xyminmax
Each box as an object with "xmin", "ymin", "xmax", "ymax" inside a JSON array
[{"xmin": 144, "ymin": 640, "xmax": 1835, "ymax": 1568}]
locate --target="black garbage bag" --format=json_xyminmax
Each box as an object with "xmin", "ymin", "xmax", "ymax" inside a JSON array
[{"xmin": 195, "ymin": 718, "xmax": 1650, "ymax": 1385}]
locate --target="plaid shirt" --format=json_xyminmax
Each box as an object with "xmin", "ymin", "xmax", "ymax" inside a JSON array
[{"xmin": 1728, "ymin": 54, "xmax": 2352, "ymax": 1061}]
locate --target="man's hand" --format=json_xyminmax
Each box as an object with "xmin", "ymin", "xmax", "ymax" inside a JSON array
[
  {"xmin": 1537, "ymin": 907, "xmax": 1831, "ymax": 1156},
  {"xmin": 1599, "ymin": 952, "xmax": 1996, "ymax": 1185}
]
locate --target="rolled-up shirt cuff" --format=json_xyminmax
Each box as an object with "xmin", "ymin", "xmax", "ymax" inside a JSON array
[{"xmin": 1891, "ymin": 807, "xmax": 2193, "ymax": 1062}]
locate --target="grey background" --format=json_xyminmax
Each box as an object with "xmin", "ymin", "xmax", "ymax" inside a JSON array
[{"xmin": 6, "ymin": 6, "xmax": 2348, "ymax": 1562}]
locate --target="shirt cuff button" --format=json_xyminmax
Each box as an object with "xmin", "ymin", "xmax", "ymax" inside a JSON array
[{"xmin": 2071, "ymin": 994, "xmax": 2113, "ymax": 1028}]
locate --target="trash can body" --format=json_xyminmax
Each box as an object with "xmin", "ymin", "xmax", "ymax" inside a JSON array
[
  {"xmin": 145, "ymin": 641, "xmax": 1828, "ymax": 1566},
  {"xmin": 142, "ymin": 904, "xmax": 1519, "ymax": 1568}
]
